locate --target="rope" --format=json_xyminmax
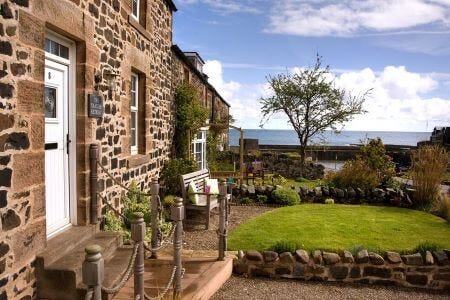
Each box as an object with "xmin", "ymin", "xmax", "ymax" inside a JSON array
[
  {"xmin": 97, "ymin": 161, "xmax": 151, "ymax": 197},
  {"xmin": 143, "ymin": 266, "xmax": 185, "ymax": 300},
  {"xmin": 99, "ymin": 193, "xmax": 128, "ymax": 220},
  {"xmin": 84, "ymin": 288, "xmax": 94, "ymax": 300},
  {"xmin": 144, "ymin": 223, "xmax": 176, "ymax": 253},
  {"xmin": 101, "ymin": 242, "xmax": 141, "ymax": 295}
]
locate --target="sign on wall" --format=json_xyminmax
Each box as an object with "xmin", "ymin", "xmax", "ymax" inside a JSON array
[{"xmin": 88, "ymin": 94, "xmax": 104, "ymax": 118}]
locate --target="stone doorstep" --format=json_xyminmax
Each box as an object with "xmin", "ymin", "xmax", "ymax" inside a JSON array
[
  {"xmin": 36, "ymin": 229, "xmax": 124, "ymax": 300},
  {"xmin": 37, "ymin": 225, "xmax": 98, "ymax": 268}
]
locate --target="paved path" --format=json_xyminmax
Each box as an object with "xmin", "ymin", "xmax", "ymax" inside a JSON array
[
  {"xmin": 113, "ymin": 251, "xmax": 232, "ymax": 300},
  {"xmin": 212, "ymin": 276, "xmax": 450, "ymax": 300}
]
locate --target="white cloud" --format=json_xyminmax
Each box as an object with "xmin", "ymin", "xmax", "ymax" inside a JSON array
[
  {"xmin": 266, "ymin": 0, "xmax": 450, "ymax": 37},
  {"xmin": 176, "ymin": 0, "xmax": 261, "ymax": 14},
  {"xmin": 204, "ymin": 60, "xmax": 450, "ymax": 132}
]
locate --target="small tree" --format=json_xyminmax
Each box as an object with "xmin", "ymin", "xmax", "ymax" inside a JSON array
[
  {"xmin": 260, "ymin": 55, "xmax": 369, "ymax": 164},
  {"xmin": 174, "ymin": 83, "xmax": 208, "ymax": 159}
]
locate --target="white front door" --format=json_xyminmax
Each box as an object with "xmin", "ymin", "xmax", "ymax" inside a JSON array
[{"xmin": 44, "ymin": 57, "xmax": 70, "ymax": 237}]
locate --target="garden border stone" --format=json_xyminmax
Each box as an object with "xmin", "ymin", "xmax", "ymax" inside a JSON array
[{"xmin": 233, "ymin": 249, "xmax": 450, "ymax": 291}]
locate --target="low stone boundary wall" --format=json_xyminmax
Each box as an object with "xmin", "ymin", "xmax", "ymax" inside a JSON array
[{"xmin": 233, "ymin": 249, "xmax": 450, "ymax": 291}]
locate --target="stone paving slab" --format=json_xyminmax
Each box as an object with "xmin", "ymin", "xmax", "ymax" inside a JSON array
[{"xmin": 113, "ymin": 256, "xmax": 233, "ymax": 300}]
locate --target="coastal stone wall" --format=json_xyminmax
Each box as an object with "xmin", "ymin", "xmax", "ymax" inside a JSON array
[
  {"xmin": 0, "ymin": 0, "xmax": 176, "ymax": 298},
  {"xmin": 234, "ymin": 249, "xmax": 450, "ymax": 291}
]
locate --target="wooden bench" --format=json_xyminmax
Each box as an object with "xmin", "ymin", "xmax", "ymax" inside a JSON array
[{"xmin": 180, "ymin": 169, "xmax": 229, "ymax": 229}]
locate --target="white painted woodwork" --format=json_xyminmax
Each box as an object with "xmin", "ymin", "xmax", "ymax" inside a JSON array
[{"xmin": 44, "ymin": 58, "xmax": 70, "ymax": 237}]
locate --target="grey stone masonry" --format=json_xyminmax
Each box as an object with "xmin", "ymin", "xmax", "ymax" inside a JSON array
[{"xmin": 233, "ymin": 249, "xmax": 450, "ymax": 291}]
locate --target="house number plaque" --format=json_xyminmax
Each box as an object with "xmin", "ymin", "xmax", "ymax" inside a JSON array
[{"xmin": 88, "ymin": 94, "xmax": 104, "ymax": 118}]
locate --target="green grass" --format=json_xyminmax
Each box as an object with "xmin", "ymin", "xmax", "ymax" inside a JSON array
[
  {"xmin": 228, "ymin": 204, "xmax": 450, "ymax": 253},
  {"xmin": 283, "ymin": 178, "xmax": 324, "ymax": 189},
  {"xmin": 444, "ymin": 172, "xmax": 450, "ymax": 181}
]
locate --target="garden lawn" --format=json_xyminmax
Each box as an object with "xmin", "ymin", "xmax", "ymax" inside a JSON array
[{"xmin": 228, "ymin": 204, "xmax": 450, "ymax": 253}]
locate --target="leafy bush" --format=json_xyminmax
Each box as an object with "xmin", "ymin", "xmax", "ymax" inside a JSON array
[
  {"xmin": 359, "ymin": 138, "xmax": 396, "ymax": 186},
  {"xmin": 413, "ymin": 242, "xmax": 443, "ymax": 256},
  {"xmin": 104, "ymin": 211, "xmax": 127, "ymax": 238},
  {"xmin": 160, "ymin": 158, "xmax": 198, "ymax": 196},
  {"xmin": 326, "ymin": 138, "xmax": 396, "ymax": 190},
  {"xmin": 324, "ymin": 198, "xmax": 334, "ymax": 204},
  {"xmin": 256, "ymin": 194, "xmax": 268, "ymax": 204},
  {"xmin": 269, "ymin": 241, "xmax": 304, "ymax": 253},
  {"xmin": 163, "ymin": 195, "xmax": 175, "ymax": 207},
  {"xmin": 122, "ymin": 181, "xmax": 151, "ymax": 230},
  {"xmin": 271, "ymin": 188, "xmax": 300, "ymax": 206},
  {"xmin": 271, "ymin": 174, "xmax": 287, "ymax": 186},
  {"xmin": 326, "ymin": 158, "xmax": 379, "ymax": 190},
  {"xmin": 433, "ymin": 194, "xmax": 450, "ymax": 221},
  {"xmin": 240, "ymin": 197, "xmax": 252, "ymax": 204},
  {"xmin": 411, "ymin": 145, "xmax": 448, "ymax": 210}
]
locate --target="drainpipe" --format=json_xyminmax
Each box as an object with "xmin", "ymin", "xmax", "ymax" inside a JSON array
[{"xmin": 90, "ymin": 143, "xmax": 99, "ymax": 224}]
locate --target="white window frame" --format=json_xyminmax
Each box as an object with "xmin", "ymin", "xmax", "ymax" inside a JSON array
[
  {"xmin": 192, "ymin": 130, "xmax": 207, "ymax": 170},
  {"xmin": 132, "ymin": 0, "xmax": 140, "ymax": 20},
  {"xmin": 131, "ymin": 73, "xmax": 139, "ymax": 155}
]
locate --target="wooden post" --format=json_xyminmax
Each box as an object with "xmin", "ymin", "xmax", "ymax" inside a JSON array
[
  {"xmin": 131, "ymin": 212, "xmax": 145, "ymax": 299},
  {"xmin": 150, "ymin": 180, "xmax": 159, "ymax": 259},
  {"xmin": 90, "ymin": 144, "xmax": 99, "ymax": 224},
  {"xmin": 239, "ymin": 129, "xmax": 244, "ymax": 184},
  {"xmin": 172, "ymin": 198, "xmax": 184, "ymax": 299},
  {"xmin": 218, "ymin": 181, "xmax": 227, "ymax": 261},
  {"xmin": 82, "ymin": 244, "xmax": 104, "ymax": 300}
]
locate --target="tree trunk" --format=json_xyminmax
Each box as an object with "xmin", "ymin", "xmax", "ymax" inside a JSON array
[{"xmin": 299, "ymin": 145, "xmax": 306, "ymax": 165}]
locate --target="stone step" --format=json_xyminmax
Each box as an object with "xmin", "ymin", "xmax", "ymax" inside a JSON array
[
  {"xmin": 37, "ymin": 225, "xmax": 98, "ymax": 268},
  {"xmin": 77, "ymin": 246, "xmax": 134, "ymax": 300},
  {"xmin": 36, "ymin": 231, "xmax": 123, "ymax": 300}
]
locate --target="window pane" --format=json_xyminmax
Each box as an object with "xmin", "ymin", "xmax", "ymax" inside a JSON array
[
  {"xmin": 131, "ymin": 111, "xmax": 136, "ymax": 129},
  {"xmin": 44, "ymin": 86, "xmax": 57, "ymax": 118},
  {"xmin": 44, "ymin": 38, "xmax": 69, "ymax": 59},
  {"xmin": 131, "ymin": 91, "xmax": 136, "ymax": 107},
  {"xmin": 195, "ymin": 143, "xmax": 202, "ymax": 152},
  {"xmin": 132, "ymin": 0, "xmax": 138, "ymax": 17},
  {"xmin": 131, "ymin": 129, "xmax": 136, "ymax": 147}
]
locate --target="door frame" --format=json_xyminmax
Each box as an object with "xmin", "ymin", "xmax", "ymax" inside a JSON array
[{"xmin": 45, "ymin": 30, "xmax": 78, "ymax": 235}]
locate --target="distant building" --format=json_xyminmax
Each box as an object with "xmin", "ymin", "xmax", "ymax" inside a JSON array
[{"xmin": 430, "ymin": 127, "xmax": 450, "ymax": 145}]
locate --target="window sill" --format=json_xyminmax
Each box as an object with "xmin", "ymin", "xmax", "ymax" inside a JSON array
[
  {"xmin": 128, "ymin": 15, "xmax": 151, "ymax": 41},
  {"xmin": 128, "ymin": 154, "xmax": 151, "ymax": 168}
]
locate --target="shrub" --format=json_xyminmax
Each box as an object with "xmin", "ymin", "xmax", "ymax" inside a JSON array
[
  {"xmin": 271, "ymin": 188, "xmax": 300, "ymax": 206},
  {"xmin": 359, "ymin": 138, "xmax": 396, "ymax": 186},
  {"xmin": 327, "ymin": 158, "xmax": 379, "ymax": 190},
  {"xmin": 240, "ymin": 197, "xmax": 252, "ymax": 204},
  {"xmin": 269, "ymin": 241, "xmax": 304, "ymax": 253},
  {"xmin": 160, "ymin": 158, "xmax": 198, "ymax": 196},
  {"xmin": 324, "ymin": 198, "xmax": 334, "ymax": 204},
  {"xmin": 433, "ymin": 194, "xmax": 450, "ymax": 220},
  {"xmin": 174, "ymin": 83, "xmax": 208, "ymax": 159},
  {"xmin": 122, "ymin": 181, "xmax": 151, "ymax": 230},
  {"xmin": 163, "ymin": 195, "xmax": 175, "ymax": 207},
  {"xmin": 295, "ymin": 177, "xmax": 308, "ymax": 182},
  {"xmin": 256, "ymin": 194, "xmax": 268, "ymax": 204},
  {"xmin": 410, "ymin": 145, "xmax": 448, "ymax": 210},
  {"xmin": 272, "ymin": 174, "xmax": 287, "ymax": 186}
]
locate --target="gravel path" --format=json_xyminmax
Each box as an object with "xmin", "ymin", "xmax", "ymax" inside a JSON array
[
  {"xmin": 212, "ymin": 276, "xmax": 450, "ymax": 300},
  {"xmin": 182, "ymin": 205, "xmax": 274, "ymax": 250}
]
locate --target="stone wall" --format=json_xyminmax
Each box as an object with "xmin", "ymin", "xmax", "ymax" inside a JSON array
[
  {"xmin": 0, "ymin": 0, "xmax": 176, "ymax": 298},
  {"xmin": 234, "ymin": 249, "xmax": 450, "ymax": 291}
]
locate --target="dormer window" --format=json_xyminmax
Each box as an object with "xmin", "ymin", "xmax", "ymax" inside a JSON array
[{"xmin": 132, "ymin": 0, "xmax": 140, "ymax": 20}]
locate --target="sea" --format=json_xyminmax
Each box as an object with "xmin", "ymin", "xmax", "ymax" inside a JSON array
[{"xmin": 229, "ymin": 129, "xmax": 430, "ymax": 147}]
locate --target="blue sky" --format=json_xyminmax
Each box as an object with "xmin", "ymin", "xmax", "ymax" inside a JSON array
[{"xmin": 173, "ymin": 0, "xmax": 450, "ymax": 132}]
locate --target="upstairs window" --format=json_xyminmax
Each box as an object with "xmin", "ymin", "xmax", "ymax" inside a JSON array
[
  {"xmin": 131, "ymin": 73, "xmax": 139, "ymax": 155},
  {"xmin": 132, "ymin": 0, "xmax": 140, "ymax": 20}
]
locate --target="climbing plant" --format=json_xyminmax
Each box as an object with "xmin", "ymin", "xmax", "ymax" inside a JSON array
[{"xmin": 174, "ymin": 83, "xmax": 208, "ymax": 159}]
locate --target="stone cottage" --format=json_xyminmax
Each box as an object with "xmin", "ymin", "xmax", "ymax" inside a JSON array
[
  {"xmin": 171, "ymin": 45, "xmax": 231, "ymax": 169},
  {"xmin": 0, "ymin": 0, "xmax": 230, "ymax": 299}
]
